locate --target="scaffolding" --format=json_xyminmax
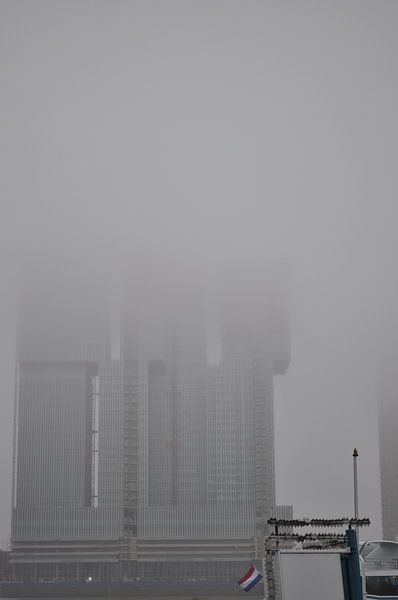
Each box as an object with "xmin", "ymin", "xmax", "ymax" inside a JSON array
[
  {"xmin": 253, "ymin": 335, "xmax": 274, "ymax": 553},
  {"xmin": 120, "ymin": 314, "xmax": 139, "ymax": 561},
  {"xmin": 90, "ymin": 374, "xmax": 99, "ymax": 508}
]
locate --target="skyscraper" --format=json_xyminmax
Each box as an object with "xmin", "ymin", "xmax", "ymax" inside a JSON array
[
  {"xmin": 10, "ymin": 263, "xmax": 290, "ymax": 581},
  {"xmin": 378, "ymin": 348, "xmax": 398, "ymax": 541},
  {"xmin": 11, "ymin": 266, "xmax": 123, "ymax": 582}
]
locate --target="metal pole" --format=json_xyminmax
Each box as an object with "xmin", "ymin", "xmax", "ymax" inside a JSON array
[
  {"xmin": 345, "ymin": 528, "xmax": 363, "ymax": 600},
  {"xmin": 353, "ymin": 448, "xmax": 359, "ymax": 539},
  {"xmin": 262, "ymin": 555, "xmax": 266, "ymax": 600}
]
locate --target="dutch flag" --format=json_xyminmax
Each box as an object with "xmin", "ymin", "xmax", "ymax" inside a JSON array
[{"xmin": 238, "ymin": 565, "xmax": 263, "ymax": 592}]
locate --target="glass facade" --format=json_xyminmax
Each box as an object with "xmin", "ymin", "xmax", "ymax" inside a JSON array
[
  {"xmin": 13, "ymin": 361, "xmax": 124, "ymax": 540},
  {"xmin": 378, "ymin": 356, "xmax": 398, "ymax": 542},
  {"xmin": 11, "ymin": 270, "xmax": 290, "ymax": 581}
]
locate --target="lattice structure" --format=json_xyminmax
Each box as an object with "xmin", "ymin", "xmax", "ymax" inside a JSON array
[
  {"xmin": 253, "ymin": 335, "xmax": 275, "ymax": 550},
  {"xmin": 264, "ymin": 549, "xmax": 283, "ymax": 600},
  {"xmin": 120, "ymin": 312, "xmax": 139, "ymax": 560}
]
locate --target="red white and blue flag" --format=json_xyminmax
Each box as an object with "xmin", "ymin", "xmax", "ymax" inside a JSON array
[{"xmin": 238, "ymin": 565, "xmax": 263, "ymax": 591}]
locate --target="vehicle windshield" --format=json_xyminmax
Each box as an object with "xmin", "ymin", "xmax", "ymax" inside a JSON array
[{"xmin": 367, "ymin": 575, "xmax": 398, "ymax": 597}]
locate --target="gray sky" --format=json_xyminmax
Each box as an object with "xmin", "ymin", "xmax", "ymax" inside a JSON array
[{"xmin": 2, "ymin": 0, "xmax": 398, "ymax": 544}]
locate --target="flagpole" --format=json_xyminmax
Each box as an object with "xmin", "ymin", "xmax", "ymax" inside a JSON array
[
  {"xmin": 262, "ymin": 555, "xmax": 266, "ymax": 600},
  {"xmin": 353, "ymin": 448, "xmax": 359, "ymax": 541}
]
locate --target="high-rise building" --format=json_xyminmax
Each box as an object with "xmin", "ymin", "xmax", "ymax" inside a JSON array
[
  {"xmin": 378, "ymin": 350, "xmax": 398, "ymax": 541},
  {"xmin": 10, "ymin": 264, "xmax": 290, "ymax": 581}
]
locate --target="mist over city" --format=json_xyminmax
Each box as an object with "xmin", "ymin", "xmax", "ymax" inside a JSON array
[{"xmin": 1, "ymin": 1, "xmax": 398, "ymax": 598}]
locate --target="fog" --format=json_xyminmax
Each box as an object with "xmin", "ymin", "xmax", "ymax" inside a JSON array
[{"xmin": 1, "ymin": 0, "xmax": 398, "ymax": 547}]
